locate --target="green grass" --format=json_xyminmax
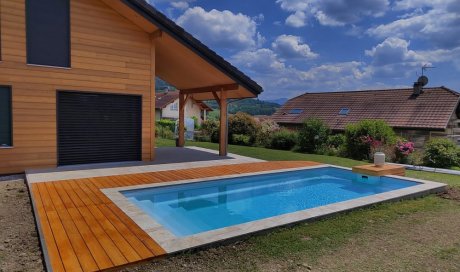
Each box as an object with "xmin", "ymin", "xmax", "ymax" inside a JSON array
[{"xmin": 157, "ymin": 139, "xmax": 460, "ymax": 187}]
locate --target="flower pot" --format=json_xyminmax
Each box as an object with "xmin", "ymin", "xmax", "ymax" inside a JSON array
[{"xmin": 374, "ymin": 152, "xmax": 385, "ymax": 167}]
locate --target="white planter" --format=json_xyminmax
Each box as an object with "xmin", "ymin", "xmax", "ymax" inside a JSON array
[{"xmin": 374, "ymin": 152, "xmax": 386, "ymax": 167}]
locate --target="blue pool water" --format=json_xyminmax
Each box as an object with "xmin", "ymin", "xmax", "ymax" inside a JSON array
[{"xmin": 123, "ymin": 167, "xmax": 417, "ymax": 237}]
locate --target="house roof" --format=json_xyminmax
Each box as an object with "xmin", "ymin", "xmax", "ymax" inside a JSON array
[
  {"xmin": 119, "ymin": 0, "xmax": 263, "ymax": 98},
  {"xmin": 155, "ymin": 91, "xmax": 213, "ymax": 111},
  {"xmin": 271, "ymin": 87, "xmax": 460, "ymax": 131}
]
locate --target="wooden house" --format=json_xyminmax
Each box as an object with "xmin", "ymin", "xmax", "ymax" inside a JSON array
[{"xmin": 0, "ymin": 0, "xmax": 262, "ymax": 174}]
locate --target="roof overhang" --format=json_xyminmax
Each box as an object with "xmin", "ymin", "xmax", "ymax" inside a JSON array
[{"xmin": 101, "ymin": 0, "xmax": 263, "ymax": 100}]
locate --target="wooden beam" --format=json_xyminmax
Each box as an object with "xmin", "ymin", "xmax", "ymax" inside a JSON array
[
  {"xmin": 150, "ymin": 29, "xmax": 163, "ymax": 40},
  {"xmin": 181, "ymin": 83, "xmax": 239, "ymax": 95},
  {"xmin": 179, "ymin": 94, "xmax": 190, "ymax": 111},
  {"xmin": 178, "ymin": 93, "xmax": 186, "ymax": 147},
  {"xmin": 150, "ymin": 34, "xmax": 156, "ymax": 160},
  {"xmin": 212, "ymin": 91, "xmax": 221, "ymax": 107},
  {"xmin": 219, "ymin": 90, "xmax": 228, "ymax": 156}
]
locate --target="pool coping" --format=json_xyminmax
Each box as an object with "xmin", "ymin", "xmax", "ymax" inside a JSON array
[{"xmin": 102, "ymin": 164, "xmax": 447, "ymax": 254}]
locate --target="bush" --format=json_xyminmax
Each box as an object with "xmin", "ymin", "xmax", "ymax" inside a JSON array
[
  {"xmin": 423, "ymin": 138, "xmax": 459, "ymax": 168},
  {"xmin": 255, "ymin": 119, "xmax": 280, "ymax": 147},
  {"xmin": 155, "ymin": 126, "xmax": 174, "ymax": 139},
  {"xmin": 327, "ymin": 134, "xmax": 346, "ymax": 148},
  {"xmin": 298, "ymin": 118, "xmax": 330, "ymax": 153},
  {"xmin": 232, "ymin": 134, "xmax": 251, "ymax": 146},
  {"xmin": 394, "ymin": 139, "xmax": 415, "ymax": 164},
  {"xmin": 270, "ymin": 129, "xmax": 298, "ymax": 150},
  {"xmin": 156, "ymin": 119, "xmax": 176, "ymax": 132},
  {"xmin": 344, "ymin": 120, "xmax": 396, "ymax": 160},
  {"xmin": 407, "ymin": 150, "xmax": 424, "ymax": 166},
  {"xmin": 201, "ymin": 120, "xmax": 220, "ymax": 143},
  {"xmin": 228, "ymin": 112, "xmax": 258, "ymax": 145}
]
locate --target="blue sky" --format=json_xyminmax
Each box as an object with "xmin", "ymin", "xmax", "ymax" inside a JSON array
[{"xmin": 148, "ymin": 0, "xmax": 460, "ymax": 100}]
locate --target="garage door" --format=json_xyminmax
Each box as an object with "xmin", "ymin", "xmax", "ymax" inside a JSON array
[{"xmin": 57, "ymin": 91, "xmax": 142, "ymax": 166}]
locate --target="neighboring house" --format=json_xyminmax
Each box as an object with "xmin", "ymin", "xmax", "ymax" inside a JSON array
[
  {"xmin": 272, "ymin": 87, "xmax": 460, "ymax": 147},
  {"xmin": 0, "ymin": 0, "xmax": 262, "ymax": 174},
  {"xmin": 155, "ymin": 91, "xmax": 212, "ymax": 125}
]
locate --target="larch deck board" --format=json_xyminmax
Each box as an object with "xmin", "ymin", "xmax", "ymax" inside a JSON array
[{"xmin": 30, "ymin": 161, "xmax": 321, "ymax": 271}]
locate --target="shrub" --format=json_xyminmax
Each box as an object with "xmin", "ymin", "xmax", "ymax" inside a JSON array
[
  {"xmin": 270, "ymin": 129, "xmax": 298, "ymax": 150},
  {"xmin": 344, "ymin": 120, "xmax": 396, "ymax": 160},
  {"xmin": 232, "ymin": 134, "xmax": 251, "ymax": 146},
  {"xmin": 423, "ymin": 138, "xmax": 459, "ymax": 168},
  {"xmin": 156, "ymin": 119, "xmax": 176, "ymax": 132},
  {"xmin": 407, "ymin": 150, "xmax": 424, "ymax": 166},
  {"xmin": 327, "ymin": 134, "xmax": 346, "ymax": 148},
  {"xmin": 298, "ymin": 118, "xmax": 330, "ymax": 153},
  {"xmin": 255, "ymin": 119, "xmax": 280, "ymax": 147},
  {"xmin": 394, "ymin": 139, "xmax": 415, "ymax": 164},
  {"xmin": 201, "ymin": 120, "xmax": 220, "ymax": 143},
  {"xmin": 156, "ymin": 126, "xmax": 174, "ymax": 139},
  {"xmin": 228, "ymin": 112, "xmax": 258, "ymax": 145}
]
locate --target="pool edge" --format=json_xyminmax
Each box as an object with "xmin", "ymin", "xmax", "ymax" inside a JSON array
[{"xmin": 102, "ymin": 164, "xmax": 447, "ymax": 254}]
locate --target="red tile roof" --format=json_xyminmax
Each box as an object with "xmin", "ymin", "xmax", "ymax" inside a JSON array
[
  {"xmin": 271, "ymin": 87, "xmax": 459, "ymax": 130},
  {"xmin": 155, "ymin": 91, "xmax": 213, "ymax": 111}
]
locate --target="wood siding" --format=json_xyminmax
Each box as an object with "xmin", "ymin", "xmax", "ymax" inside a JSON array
[{"xmin": 0, "ymin": 0, "xmax": 154, "ymax": 174}]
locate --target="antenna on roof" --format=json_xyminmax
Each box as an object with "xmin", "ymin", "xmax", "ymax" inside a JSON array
[
  {"xmin": 413, "ymin": 64, "xmax": 434, "ymax": 96},
  {"xmin": 421, "ymin": 64, "xmax": 435, "ymax": 76}
]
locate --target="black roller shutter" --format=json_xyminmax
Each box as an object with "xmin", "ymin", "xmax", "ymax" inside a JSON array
[{"xmin": 57, "ymin": 91, "xmax": 142, "ymax": 166}]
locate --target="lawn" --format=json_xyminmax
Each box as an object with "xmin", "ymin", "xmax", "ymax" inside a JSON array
[
  {"xmin": 157, "ymin": 138, "xmax": 460, "ymax": 187},
  {"xmin": 141, "ymin": 138, "xmax": 460, "ymax": 271}
]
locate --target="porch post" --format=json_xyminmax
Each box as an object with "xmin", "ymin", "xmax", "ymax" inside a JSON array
[
  {"xmin": 178, "ymin": 92, "xmax": 185, "ymax": 147},
  {"xmin": 219, "ymin": 90, "xmax": 228, "ymax": 156}
]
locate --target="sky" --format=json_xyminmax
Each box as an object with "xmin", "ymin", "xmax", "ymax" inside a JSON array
[{"xmin": 147, "ymin": 0, "xmax": 460, "ymax": 100}]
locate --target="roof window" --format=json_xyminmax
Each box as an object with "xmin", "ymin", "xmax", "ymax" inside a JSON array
[
  {"xmin": 289, "ymin": 109, "xmax": 303, "ymax": 114},
  {"xmin": 339, "ymin": 108, "xmax": 350, "ymax": 115}
]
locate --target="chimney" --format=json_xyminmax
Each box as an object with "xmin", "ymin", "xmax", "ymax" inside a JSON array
[
  {"xmin": 413, "ymin": 75, "xmax": 428, "ymax": 96},
  {"xmin": 413, "ymin": 82, "xmax": 422, "ymax": 96}
]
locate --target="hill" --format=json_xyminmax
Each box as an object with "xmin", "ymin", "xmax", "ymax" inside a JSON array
[{"xmin": 206, "ymin": 98, "xmax": 280, "ymax": 116}]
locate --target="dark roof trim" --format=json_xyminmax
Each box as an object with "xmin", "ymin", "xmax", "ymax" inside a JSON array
[
  {"xmin": 122, "ymin": 0, "xmax": 263, "ymax": 96},
  {"xmin": 290, "ymin": 86, "xmax": 460, "ymax": 97}
]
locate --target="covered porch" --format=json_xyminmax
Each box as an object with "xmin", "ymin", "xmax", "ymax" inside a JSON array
[{"xmin": 102, "ymin": 0, "xmax": 263, "ymax": 160}]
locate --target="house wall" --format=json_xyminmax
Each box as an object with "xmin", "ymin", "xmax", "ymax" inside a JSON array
[
  {"xmin": 160, "ymin": 98, "xmax": 205, "ymax": 125},
  {"xmin": 0, "ymin": 0, "xmax": 154, "ymax": 174}
]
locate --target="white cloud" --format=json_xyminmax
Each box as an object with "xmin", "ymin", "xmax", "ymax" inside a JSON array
[
  {"xmin": 276, "ymin": 0, "xmax": 389, "ymax": 27},
  {"xmin": 368, "ymin": 0, "xmax": 460, "ymax": 49},
  {"xmin": 272, "ymin": 35, "xmax": 318, "ymax": 59},
  {"xmin": 148, "ymin": 0, "xmax": 195, "ymax": 10},
  {"xmin": 176, "ymin": 7, "xmax": 263, "ymax": 51},
  {"xmin": 170, "ymin": 1, "xmax": 190, "ymax": 10},
  {"xmin": 231, "ymin": 48, "xmax": 369, "ymax": 98},
  {"xmin": 275, "ymin": 0, "xmax": 309, "ymax": 12},
  {"xmin": 285, "ymin": 11, "xmax": 307, "ymax": 27},
  {"xmin": 365, "ymin": 37, "xmax": 421, "ymax": 66}
]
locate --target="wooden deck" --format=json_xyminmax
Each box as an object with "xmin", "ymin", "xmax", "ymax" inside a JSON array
[{"xmin": 29, "ymin": 161, "xmax": 322, "ymax": 272}]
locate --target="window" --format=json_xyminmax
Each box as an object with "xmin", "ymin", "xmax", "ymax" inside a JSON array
[
  {"xmin": 170, "ymin": 102, "xmax": 178, "ymax": 111},
  {"xmin": 339, "ymin": 108, "xmax": 350, "ymax": 115},
  {"xmin": 26, "ymin": 0, "xmax": 70, "ymax": 67},
  {"xmin": 0, "ymin": 86, "xmax": 12, "ymax": 147},
  {"xmin": 289, "ymin": 109, "xmax": 303, "ymax": 114}
]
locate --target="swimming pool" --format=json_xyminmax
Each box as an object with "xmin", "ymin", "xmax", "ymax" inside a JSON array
[
  {"xmin": 103, "ymin": 165, "xmax": 445, "ymax": 253},
  {"xmin": 122, "ymin": 167, "xmax": 417, "ymax": 237}
]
